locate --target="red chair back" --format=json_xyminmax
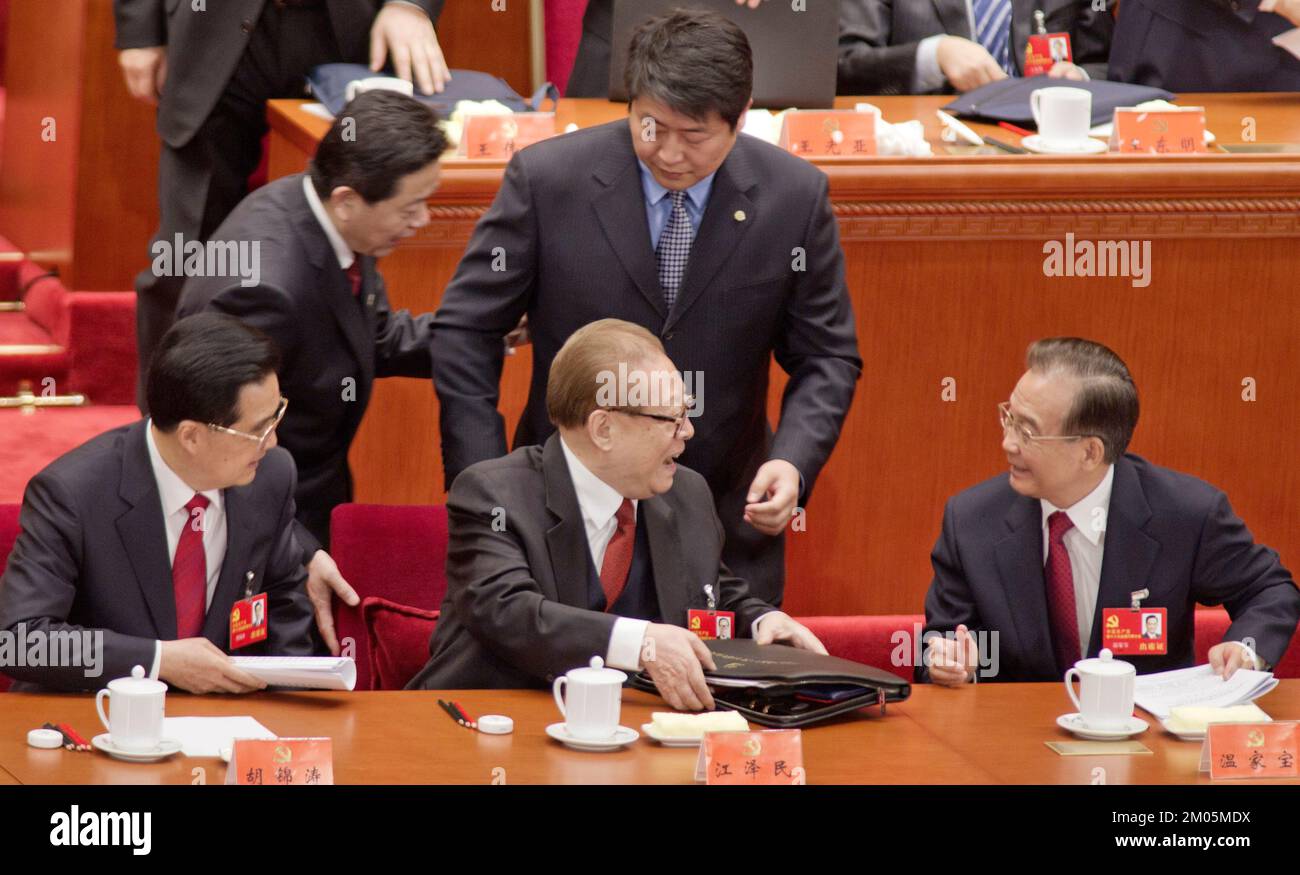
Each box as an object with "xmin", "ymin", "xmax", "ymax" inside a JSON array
[
  {"xmin": 329, "ymin": 504, "xmax": 448, "ymax": 690},
  {"xmin": 795, "ymin": 614, "xmax": 925, "ymax": 676}
]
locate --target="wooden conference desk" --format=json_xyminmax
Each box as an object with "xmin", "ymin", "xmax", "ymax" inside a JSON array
[
  {"xmin": 1, "ymin": 682, "xmax": 1296, "ymax": 785},
  {"xmin": 265, "ymin": 94, "xmax": 1300, "ymax": 619}
]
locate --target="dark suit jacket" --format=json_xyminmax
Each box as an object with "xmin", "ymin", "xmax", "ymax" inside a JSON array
[
  {"xmin": 406, "ymin": 435, "xmax": 776, "ymax": 689},
  {"xmin": 0, "ymin": 420, "xmax": 315, "ymax": 691},
  {"xmin": 1108, "ymin": 0, "xmax": 1300, "ymax": 92},
  {"xmin": 838, "ymin": 0, "xmax": 1114, "ymax": 95},
  {"xmin": 565, "ymin": 0, "xmax": 614, "ymax": 97},
  {"xmin": 920, "ymin": 454, "xmax": 1300, "ymax": 683},
  {"xmin": 428, "ymin": 120, "xmax": 861, "ymax": 602},
  {"xmin": 113, "ymin": 0, "xmax": 444, "ymax": 148},
  {"xmin": 177, "ymin": 174, "xmax": 435, "ymax": 559}
]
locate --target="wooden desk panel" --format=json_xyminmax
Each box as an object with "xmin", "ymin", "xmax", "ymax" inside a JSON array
[
  {"xmin": 4, "ymin": 683, "xmax": 1293, "ymax": 785},
  {"xmin": 266, "ymin": 94, "xmax": 1300, "ymax": 618}
]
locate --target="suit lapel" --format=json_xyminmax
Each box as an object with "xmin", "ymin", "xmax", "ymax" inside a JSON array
[
  {"xmin": 993, "ymin": 495, "xmax": 1058, "ymax": 678},
  {"xmin": 542, "ymin": 436, "xmax": 596, "ymax": 610},
  {"xmin": 642, "ymin": 496, "xmax": 689, "ymax": 627},
  {"xmin": 935, "ymin": 0, "xmax": 973, "ymax": 39},
  {"xmin": 1088, "ymin": 458, "xmax": 1160, "ymax": 656},
  {"xmin": 663, "ymin": 141, "xmax": 757, "ymax": 333},
  {"xmin": 590, "ymin": 126, "xmax": 667, "ymax": 321},
  {"xmin": 115, "ymin": 422, "xmax": 177, "ymax": 639},
  {"xmin": 201, "ymin": 487, "xmax": 255, "ymax": 647}
]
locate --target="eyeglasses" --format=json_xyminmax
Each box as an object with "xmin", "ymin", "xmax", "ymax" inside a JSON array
[
  {"xmin": 998, "ymin": 401, "xmax": 1097, "ymax": 448},
  {"xmin": 208, "ymin": 397, "xmax": 289, "ymax": 451},
  {"xmin": 615, "ymin": 394, "xmax": 696, "ymax": 439}
]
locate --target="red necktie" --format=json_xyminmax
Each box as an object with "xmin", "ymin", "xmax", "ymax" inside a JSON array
[
  {"xmin": 599, "ymin": 499, "xmax": 635, "ymax": 611},
  {"xmin": 346, "ymin": 258, "xmax": 362, "ymax": 297},
  {"xmin": 173, "ymin": 493, "xmax": 210, "ymax": 639},
  {"xmin": 1046, "ymin": 510, "xmax": 1080, "ymax": 673}
]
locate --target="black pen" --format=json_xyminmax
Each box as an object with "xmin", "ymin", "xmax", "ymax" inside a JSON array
[{"xmin": 983, "ymin": 136, "xmax": 1028, "ymax": 154}]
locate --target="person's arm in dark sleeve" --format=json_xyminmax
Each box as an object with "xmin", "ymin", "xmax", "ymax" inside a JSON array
[
  {"xmin": 0, "ymin": 471, "xmax": 156, "ymax": 690},
  {"xmin": 767, "ymin": 174, "xmax": 862, "ymax": 503},
  {"xmin": 261, "ymin": 453, "xmax": 317, "ymax": 656},
  {"xmin": 1071, "ymin": 0, "xmax": 1115, "ymax": 81},
  {"xmin": 114, "ymin": 0, "xmax": 167, "ymax": 49},
  {"xmin": 386, "ymin": 0, "xmax": 445, "ymax": 24},
  {"xmin": 429, "ymin": 154, "xmax": 539, "ymax": 488},
  {"xmin": 918, "ymin": 498, "xmax": 981, "ymax": 683},
  {"xmin": 1192, "ymin": 491, "xmax": 1300, "ymax": 670},
  {"xmin": 371, "ymin": 271, "xmax": 434, "ymax": 378},
  {"xmin": 838, "ymin": 0, "xmax": 927, "ymax": 95}
]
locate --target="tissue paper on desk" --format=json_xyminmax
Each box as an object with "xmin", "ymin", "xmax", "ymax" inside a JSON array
[{"xmin": 742, "ymin": 105, "xmax": 931, "ymax": 157}]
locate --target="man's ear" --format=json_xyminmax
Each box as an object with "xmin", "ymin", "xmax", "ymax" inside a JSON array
[
  {"xmin": 587, "ymin": 409, "xmax": 614, "ymax": 451},
  {"xmin": 174, "ymin": 420, "xmax": 205, "ymax": 456},
  {"xmin": 1082, "ymin": 437, "xmax": 1107, "ymax": 468},
  {"xmin": 329, "ymin": 186, "xmax": 361, "ymax": 221}
]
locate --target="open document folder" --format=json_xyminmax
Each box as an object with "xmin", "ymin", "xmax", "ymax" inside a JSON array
[{"xmin": 1134, "ymin": 664, "xmax": 1277, "ymax": 720}]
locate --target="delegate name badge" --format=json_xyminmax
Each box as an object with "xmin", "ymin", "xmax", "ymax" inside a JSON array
[
  {"xmin": 1102, "ymin": 607, "xmax": 1167, "ymax": 656},
  {"xmin": 1024, "ymin": 33, "xmax": 1073, "ymax": 77},
  {"xmin": 229, "ymin": 593, "xmax": 268, "ymax": 650},
  {"xmin": 688, "ymin": 609, "xmax": 736, "ymax": 641}
]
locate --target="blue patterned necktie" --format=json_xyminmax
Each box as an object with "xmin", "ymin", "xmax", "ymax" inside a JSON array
[
  {"xmin": 656, "ymin": 190, "xmax": 694, "ymax": 310},
  {"xmin": 972, "ymin": 0, "xmax": 1016, "ymax": 76}
]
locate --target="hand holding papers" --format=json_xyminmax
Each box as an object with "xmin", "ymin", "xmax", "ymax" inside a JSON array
[{"xmin": 228, "ymin": 656, "xmax": 357, "ymax": 691}]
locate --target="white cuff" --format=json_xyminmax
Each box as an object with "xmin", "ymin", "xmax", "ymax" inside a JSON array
[
  {"xmin": 606, "ymin": 617, "xmax": 650, "ymax": 671},
  {"xmin": 150, "ymin": 641, "xmax": 162, "ymax": 680},
  {"xmin": 915, "ymin": 35, "xmax": 948, "ymax": 93},
  {"xmin": 1230, "ymin": 640, "xmax": 1265, "ymax": 671}
]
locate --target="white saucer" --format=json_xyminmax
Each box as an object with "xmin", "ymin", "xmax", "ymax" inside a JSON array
[
  {"xmin": 545, "ymin": 723, "xmax": 638, "ymax": 752},
  {"xmin": 92, "ymin": 734, "xmax": 183, "ymax": 763},
  {"xmin": 641, "ymin": 724, "xmax": 701, "ymax": 748},
  {"xmin": 1022, "ymin": 135, "xmax": 1108, "ymax": 155},
  {"xmin": 1056, "ymin": 713, "xmax": 1148, "ymax": 741}
]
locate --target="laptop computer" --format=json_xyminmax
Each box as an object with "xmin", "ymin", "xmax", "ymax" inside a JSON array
[{"xmin": 608, "ymin": 0, "xmax": 840, "ymax": 109}]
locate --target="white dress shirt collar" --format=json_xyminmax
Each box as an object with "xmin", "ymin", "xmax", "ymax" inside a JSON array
[
  {"xmin": 302, "ymin": 175, "xmax": 355, "ymax": 270},
  {"xmin": 1041, "ymin": 464, "xmax": 1114, "ymax": 547},
  {"xmin": 558, "ymin": 436, "xmax": 637, "ymax": 531},
  {"xmin": 145, "ymin": 420, "xmax": 223, "ymax": 518}
]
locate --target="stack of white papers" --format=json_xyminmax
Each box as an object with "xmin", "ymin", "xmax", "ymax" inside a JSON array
[
  {"xmin": 230, "ymin": 656, "xmax": 357, "ymax": 691},
  {"xmin": 1134, "ymin": 664, "xmax": 1277, "ymax": 720},
  {"xmin": 162, "ymin": 717, "xmax": 277, "ymax": 757}
]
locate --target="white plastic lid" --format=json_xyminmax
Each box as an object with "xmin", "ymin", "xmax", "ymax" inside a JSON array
[
  {"xmin": 477, "ymin": 715, "xmax": 514, "ymax": 735},
  {"xmin": 28, "ymin": 728, "xmax": 64, "ymax": 749},
  {"xmin": 1077, "ymin": 648, "xmax": 1135, "ymax": 676},
  {"xmin": 566, "ymin": 656, "xmax": 627, "ymax": 684},
  {"xmin": 107, "ymin": 664, "xmax": 167, "ymax": 695}
]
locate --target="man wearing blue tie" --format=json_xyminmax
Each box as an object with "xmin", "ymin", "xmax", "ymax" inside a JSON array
[{"xmin": 837, "ymin": 0, "xmax": 1114, "ymax": 95}]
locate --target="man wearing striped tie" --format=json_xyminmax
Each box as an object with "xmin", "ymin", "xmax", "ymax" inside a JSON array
[{"xmin": 838, "ymin": 0, "xmax": 1114, "ymax": 95}]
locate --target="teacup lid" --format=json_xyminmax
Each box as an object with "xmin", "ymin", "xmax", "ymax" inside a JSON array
[
  {"xmin": 1076, "ymin": 648, "xmax": 1135, "ymax": 676},
  {"xmin": 108, "ymin": 664, "xmax": 168, "ymax": 694},
  {"xmin": 567, "ymin": 656, "xmax": 627, "ymax": 684}
]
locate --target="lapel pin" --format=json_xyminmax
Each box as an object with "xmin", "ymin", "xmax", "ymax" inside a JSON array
[
  {"xmin": 733, "ymin": 210, "xmax": 747, "ymax": 222},
  {"xmin": 366, "ymin": 294, "xmax": 376, "ymax": 308}
]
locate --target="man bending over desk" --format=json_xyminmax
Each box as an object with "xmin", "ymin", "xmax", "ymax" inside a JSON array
[{"xmin": 407, "ymin": 320, "xmax": 826, "ymax": 710}]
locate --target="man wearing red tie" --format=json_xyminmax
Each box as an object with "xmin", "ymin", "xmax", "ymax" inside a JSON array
[
  {"xmin": 0, "ymin": 314, "xmax": 315, "ymax": 692},
  {"xmin": 177, "ymin": 91, "xmax": 446, "ymax": 655},
  {"xmin": 407, "ymin": 319, "xmax": 825, "ymax": 710}
]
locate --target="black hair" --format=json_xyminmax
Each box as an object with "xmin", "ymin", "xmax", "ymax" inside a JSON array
[
  {"xmin": 147, "ymin": 313, "xmax": 280, "ymax": 431},
  {"xmin": 309, "ymin": 90, "xmax": 447, "ymax": 203},
  {"xmin": 1026, "ymin": 337, "xmax": 1140, "ymax": 463}
]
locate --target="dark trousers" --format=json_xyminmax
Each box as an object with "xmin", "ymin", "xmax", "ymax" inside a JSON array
[{"xmin": 136, "ymin": 4, "xmax": 342, "ymax": 409}]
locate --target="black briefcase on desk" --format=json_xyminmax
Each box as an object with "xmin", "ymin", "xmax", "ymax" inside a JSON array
[{"xmin": 629, "ymin": 639, "xmax": 911, "ymax": 728}]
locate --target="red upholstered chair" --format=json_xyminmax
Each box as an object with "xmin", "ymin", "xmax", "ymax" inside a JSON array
[
  {"xmin": 795, "ymin": 614, "xmax": 926, "ymax": 676},
  {"xmin": 329, "ymin": 504, "xmax": 449, "ymax": 690},
  {"xmin": 0, "ymin": 503, "xmax": 20, "ymax": 691},
  {"xmin": 363, "ymin": 597, "xmax": 438, "ymax": 691}
]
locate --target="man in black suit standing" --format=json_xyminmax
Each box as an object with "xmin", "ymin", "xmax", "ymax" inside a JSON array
[
  {"xmin": 0, "ymin": 314, "xmax": 315, "ymax": 692},
  {"xmin": 1108, "ymin": 0, "xmax": 1300, "ymax": 91},
  {"xmin": 114, "ymin": 0, "xmax": 448, "ymax": 409},
  {"xmin": 431, "ymin": 10, "xmax": 862, "ymax": 606},
  {"xmin": 178, "ymin": 91, "xmax": 446, "ymax": 654},
  {"xmin": 837, "ymin": 0, "xmax": 1113, "ymax": 95},
  {"xmin": 921, "ymin": 338, "xmax": 1300, "ymax": 685},
  {"xmin": 408, "ymin": 320, "xmax": 826, "ymax": 707}
]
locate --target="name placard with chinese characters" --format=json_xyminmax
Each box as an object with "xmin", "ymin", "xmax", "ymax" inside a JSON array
[
  {"xmin": 1112, "ymin": 108, "xmax": 1207, "ymax": 154},
  {"xmin": 1204, "ymin": 722, "xmax": 1297, "ymax": 780},
  {"xmin": 227, "ymin": 738, "xmax": 334, "ymax": 786},
  {"xmin": 695, "ymin": 729, "xmax": 804, "ymax": 785},
  {"xmin": 779, "ymin": 110, "xmax": 877, "ymax": 159},
  {"xmin": 462, "ymin": 113, "xmax": 557, "ymax": 160}
]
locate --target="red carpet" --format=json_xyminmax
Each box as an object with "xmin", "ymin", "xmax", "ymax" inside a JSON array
[{"xmin": 0, "ymin": 407, "xmax": 140, "ymax": 502}]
